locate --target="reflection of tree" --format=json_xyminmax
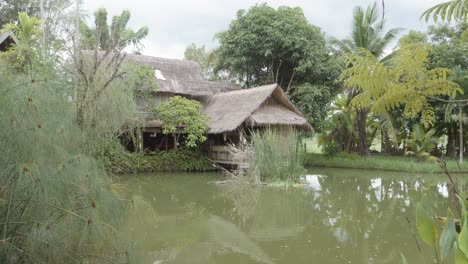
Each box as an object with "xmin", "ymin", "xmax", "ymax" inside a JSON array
[
  {"xmin": 312, "ymin": 174, "xmax": 450, "ymax": 263},
  {"xmin": 121, "ymin": 173, "xmax": 452, "ymax": 263},
  {"xmin": 221, "ymin": 173, "xmax": 451, "ymax": 263},
  {"xmin": 120, "ymin": 175, "xmax": 273, "ymax": 263}
]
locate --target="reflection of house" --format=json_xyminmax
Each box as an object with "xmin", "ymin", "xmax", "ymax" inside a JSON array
[
  {"xmin": 0, "ymin": 31, "xmax": 18, "ymax": 52},
  {"xmin": 124, "ymin": 54, "xmax": 312, "ymax": 162}
]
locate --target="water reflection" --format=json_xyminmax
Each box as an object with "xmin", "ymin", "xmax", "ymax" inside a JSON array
[{"xmin": 121, "ymin": 169, "xmax": 451, "ymax": 264}]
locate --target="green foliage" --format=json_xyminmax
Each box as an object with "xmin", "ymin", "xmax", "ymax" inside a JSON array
[
  {"xmin": 330, "ymin": 2, "xmax": 400, "ymax": 156},
  {"xmin": 0, "ymin": 50, "xmax": 126, "ymax": 263},
  {"xmin": 428, "ymin": 23, "xmax": 468, "ymax": 70},
  {"xmin": 440, "ymin": 215, "xmax": 458, "ymax": 260},
  {"xmin": 75, "ymin": 55, "xmax": 142, "ymax": 152},
  {"xmin": 155, "ymin": 96, "xmax": 209, "ymax": 148},
  {"xmin": 215, "ymin": 4, "xmax": 330, "ymax": 89},
  {"xmin": 416, "ymin": 196, "xmax": 438, "ymax": 248},
  {"xmin": 416, "ymin": 192, "xmax": 468, "ymax": 263},
  {"xmin": 73, "ymin": 9, "xmax": 150, "ymax": 152},
  {"xmin": 1, "ymin": 13, "xmax": 42, "ymax": 72},
  {"xmin": 319, "ymin": 93, "xmax": 358, "ymax": 154},
  {"xmin": 405, "ymin": 124, "xmax": 440, "ymax": 161},
  {"xmin": 2, "ymin": 12, "xmax": 41, "ymax": 44},
  {"xmin": 321, "ymin": 140, "xmax": 339, "ymax": 157},
  {"xmin": 0, "ymin": 0, "xmax": 40, "ymax": 27},
  {"xmin": 290, "ymin": 83, "xmax": 339, "ymax": 132},
  {"xmin": 99, "ymin": 144, "xmax": 215, "ymax": 174},
  {"xmin": 184, "ymin": 43, "xmax": 228, "ymax": 81},
  {"xmin": 329, "ymin": 2, "xmax": 401, "ymax": 59},
  {"xmin": 342, "ymin": 44, "xmax": 463, "ymax": 127},
  {"xmin": 398, "ymin": 30, "xmax": 428, "ymax": 47},
  {"xmin": 422, "ymin": 0, "xmax": 468, "ymax": 23},
  {"xmin": 80, "ymin": 8, "xmax": 149, "ymax": 52},
  {"xmin": 247, "ymin": 130, "xmax": 306, "ymax": 183},
  {"xmin": 422, "ymin": 0, "xmax": 468, "ymax": 43}
]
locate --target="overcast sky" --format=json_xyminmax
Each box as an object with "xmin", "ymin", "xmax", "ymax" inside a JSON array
[{"xmin": 82, "ymin": 0, "xmax": 442, "ymax": 59}]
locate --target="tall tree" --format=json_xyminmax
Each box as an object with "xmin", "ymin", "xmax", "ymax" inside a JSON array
[
  {"xmin": 0, "ymin": 0, "xmax": 39, "ymax": 26},
  {"xmin": 341, "ymin": 43, "xmax": 462, "ymax": 130},
  {"xmin": 399, "ymin": 24, "xmax": 468, "ymax": 158},
  {"xmin": 184, "ymin": 43, "xmax": 226, "ymax": 81},
  {"xmin": 73, "ymin": 9, "xmax": 149, "ymax": 148},
  {"xmin": 214, "ymin": 4, "xmax": 330, "ymax": 91},
  {"xmin": 329, "ymin": 2, "xmax": 400, "ymax": 156},
  {"xmin": 213, "ymin": 4, "xmax": 340, "ymax": 131},
  {"xmin": 79, "ymin": 8, "xmax": 148, "ymax": 52}
]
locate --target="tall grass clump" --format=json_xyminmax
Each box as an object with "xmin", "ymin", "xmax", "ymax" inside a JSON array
[
  {"xmin": 247, "ymin": 130, "xmax": 306, "ymax": 183},
  {"xmin": 0, "ymin": 58, "xmax": 128, "ymax": 263}
]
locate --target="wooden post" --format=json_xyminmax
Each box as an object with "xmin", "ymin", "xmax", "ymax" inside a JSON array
[
  {"xmin": 173, "ymin": 134, "xmax": 177, "ymax": 150},
  {"xmin": 136, "ymin": 127, "xmax": 144, "ymax": 153},
  {"xmin": 165, "ymin": 135, "xmax": 168, "ymax": 151}
]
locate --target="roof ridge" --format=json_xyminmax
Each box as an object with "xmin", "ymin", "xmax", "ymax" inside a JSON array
[{"xmin": 211, "ymin": 84, "xmax": 277, "ymax": 97}]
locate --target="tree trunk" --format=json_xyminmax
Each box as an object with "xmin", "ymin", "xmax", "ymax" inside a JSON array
[
  {"xmin": 356, "ymin": 108, "xmax": 370, "ymax": 156},
  {"xmin": 447, "ymin": 125, "xmax": 457, "ymax": 158},
  {"xmin": 380, "ymin": 130, "xmax": 394, "ymax": 154}
]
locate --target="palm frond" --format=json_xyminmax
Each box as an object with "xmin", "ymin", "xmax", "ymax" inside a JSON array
[{"xmin": 421, "ymin": 0, "xmax": 468, "ymax": 23}]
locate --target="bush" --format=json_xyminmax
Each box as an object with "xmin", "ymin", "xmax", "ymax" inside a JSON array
[
  {"xmin": 99, "ymin": 145, "xmax": 216, "ymax": 174},
  {"xmin": 322, "ymin": 140, "xmax": 339, "ymax": 157}
]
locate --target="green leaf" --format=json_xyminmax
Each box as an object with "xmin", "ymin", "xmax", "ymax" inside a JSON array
[
  {"xmin": 456, "ymin": 248, "xmax": 468, "ymax": 264},
  {"xmin": 416, "ymin": 202, "xmax": 437, "ymax": 248},
  {"xmin": 400, "ymin": 253, "xmax": 408, "ymax": 264},
  {"xmin": 440, "ymin": 214, "xmax": 457, "ymax": 260},
  {"xmin": 458, "ymin": 194, "xmax": 467, "ymax": 225},
  {"xmin": 459, "ymin": 218, "xmax": 468, "ymax": 258}
]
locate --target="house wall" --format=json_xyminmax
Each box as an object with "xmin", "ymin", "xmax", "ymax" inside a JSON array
[{"xmin": 136, "ymin": 92, "xmax": 176, "ymax": 109}]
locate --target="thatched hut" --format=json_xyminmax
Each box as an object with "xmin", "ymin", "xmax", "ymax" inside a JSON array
[{"xmin": 119, "ymin": 53, "xmax": 312, "ymax": 161}]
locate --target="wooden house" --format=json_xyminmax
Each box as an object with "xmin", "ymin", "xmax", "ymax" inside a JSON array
[{"xmin": 121, "ymin": 53, "xmax": 313, "ymax": 163}]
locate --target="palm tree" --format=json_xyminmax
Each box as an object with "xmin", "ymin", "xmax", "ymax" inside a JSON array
[
  {"xmin": 1, "ymin": 12, "xmax": 41, "ymax": 44},
  {"xmin": 329, "ymin": 2, "xmax": 400, "ymax": 156}
]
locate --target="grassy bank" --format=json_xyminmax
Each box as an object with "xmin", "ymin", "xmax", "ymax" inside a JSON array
[{"xmin": 305, "ymin": 153, "xmax": 468, "ymax": 173}]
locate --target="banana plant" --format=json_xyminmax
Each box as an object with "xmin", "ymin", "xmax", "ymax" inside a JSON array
[{"xmin": 405, "ymin": 124, "xmax": 439, "ymax": 162}]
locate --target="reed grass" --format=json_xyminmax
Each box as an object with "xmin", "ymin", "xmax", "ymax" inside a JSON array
[
  {"xmin": 0, "ymin": 59, "xmax": 129, "ymax": 263},
  {"xmin": 246, "ymin": 130, "xmax": 306, "ymax": 183}
]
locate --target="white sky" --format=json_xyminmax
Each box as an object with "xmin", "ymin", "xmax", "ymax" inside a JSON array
[{"xmin": 82, "ymin": 0, "xmax": 442, "ymax": 59}]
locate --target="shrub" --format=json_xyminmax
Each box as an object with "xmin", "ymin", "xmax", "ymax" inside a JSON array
[{"xmin": 100, "ymin": 146, "xmax": 216, "ymax": 174}]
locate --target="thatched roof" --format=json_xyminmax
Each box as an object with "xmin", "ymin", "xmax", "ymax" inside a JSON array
[
  {"xmin": 202, "ymin": 84, "xmax": 313, "ymax": 133},
  {"xmin": 0, "ymin": 31, "xmax": 18, "ymax": 51},
  {"xmin": 123, "ymin": 53, "xmax": 241, "ymax": 95},
  {"xmin": 80, "ymin": 51, "xmax": 312, "ymax": 133},
  {"xmin": 247, "ymin": 104, "xmax": 310, "ymax": 127},
  {"xmin": 80, "ymin": 51, "xmax": 241, "ymax": 95}
]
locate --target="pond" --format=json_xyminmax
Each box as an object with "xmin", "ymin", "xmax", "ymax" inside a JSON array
[{"xmin": 119, "ymin": 168, "xmax": 452, "ymax": 264}]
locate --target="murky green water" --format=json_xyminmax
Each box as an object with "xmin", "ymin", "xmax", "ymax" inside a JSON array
[{"xmin": 120, "ymin": 168, "xmax": 452, "ymax": 264}]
